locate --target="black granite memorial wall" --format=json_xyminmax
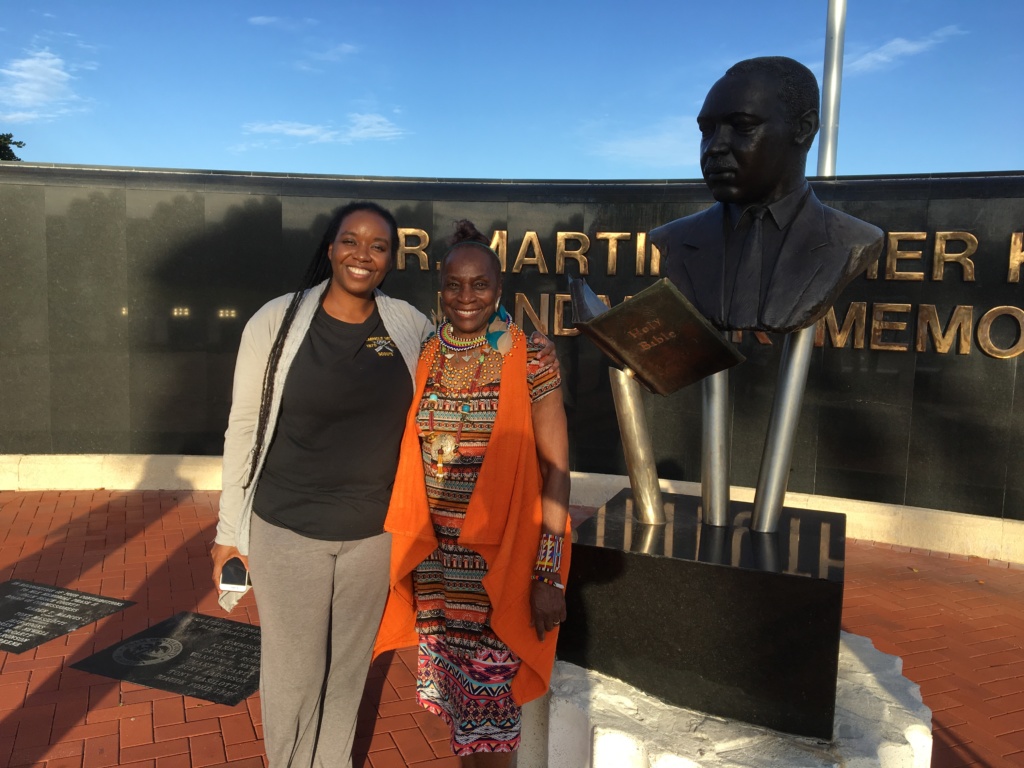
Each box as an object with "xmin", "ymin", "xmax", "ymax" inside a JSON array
[{"xmin": 2, "ymin": 163, "xmax": 1023, "ymax": 521}]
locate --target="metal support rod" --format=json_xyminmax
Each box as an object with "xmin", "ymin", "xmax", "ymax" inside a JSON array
[
  {"xmin": 701, "ymin": 369, "xmax": 731, "ymax": 527},
  {"xmin": 817, "ymin": 0, "xmax": 848, "ymax": 178},
  {"xmin": 751, "ymin": 325, "xmax": 816, "ymax": 533},
  {"xmin": 630, "ymin": 518, "xmax": 662, "ymax": 556},
  {"xmin": 609, "ymin": 367, "xmax": 666, "ymax": 525}
]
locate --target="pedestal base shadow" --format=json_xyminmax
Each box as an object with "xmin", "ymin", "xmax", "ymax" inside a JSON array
[
  {"xmin": 0, "ymin": 580, "xmax": 134, "ymax": 653},
  {"xmin": 73, "ymin": 611, "xmax": 260, "ymax": 706},
  {"xmin": 556, "ymin": 491, "xmax": 844, "ymax": 739}
]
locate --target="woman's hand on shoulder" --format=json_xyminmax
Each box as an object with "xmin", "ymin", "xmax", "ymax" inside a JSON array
[
  {"xmin": 529, "ymin": 331, "xmax": 560, "ymax": 377},
  {"xmin": 211, "ymin": 543, "xmax": 249, "ymax": 590},
  {"xmin": 530, "ymin": 576, "xmax": 567, "ymax": 641}
]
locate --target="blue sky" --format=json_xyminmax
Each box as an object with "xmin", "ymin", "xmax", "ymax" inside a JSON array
[{"xmin": 1, "ymin": 1, "xmax": 1021, "ymax": 180}]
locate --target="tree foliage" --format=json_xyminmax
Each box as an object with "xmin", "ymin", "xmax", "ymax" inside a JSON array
[{"xmin": 1, "ymin": 133, "xmax": 26, "ymax": 161}]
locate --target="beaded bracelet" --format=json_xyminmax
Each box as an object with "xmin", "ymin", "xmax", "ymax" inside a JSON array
[
  {"xmin": 532, "ymin": 575, "xmax": 565, "ymax": 590},
  {"xmin": 535, "ymin": 532, "xmax": 564, "ymax": 573}
]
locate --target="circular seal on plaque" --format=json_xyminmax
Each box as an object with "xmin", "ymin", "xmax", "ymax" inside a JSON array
[{"xmin": 112, "ymin": 637, "xmax": 184, "ymax": 666}]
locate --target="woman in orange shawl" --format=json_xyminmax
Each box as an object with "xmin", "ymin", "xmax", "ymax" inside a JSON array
[{"xmin": 375, "ymin": 220, "xmax": 570, "ymax": 765}]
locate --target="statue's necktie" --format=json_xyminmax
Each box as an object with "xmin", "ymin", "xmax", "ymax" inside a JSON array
[{"xmin": 730, "ymin": 206, "xmax": 766, "ymax": 328}]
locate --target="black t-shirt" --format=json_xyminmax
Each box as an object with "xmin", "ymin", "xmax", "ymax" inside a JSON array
[{"xmin": 253, "ymin": 305, "xmax": 414, "ymax": 540}]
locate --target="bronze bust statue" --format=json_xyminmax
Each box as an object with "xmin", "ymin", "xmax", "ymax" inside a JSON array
[{"xmin": 649, "ymin": 56, "xmax": 883, "ymax": 333}]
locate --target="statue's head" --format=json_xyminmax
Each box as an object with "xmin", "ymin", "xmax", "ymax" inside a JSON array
[{"xmin": 698, "ymin": 56, "xmax": 820, "ymax": 206}]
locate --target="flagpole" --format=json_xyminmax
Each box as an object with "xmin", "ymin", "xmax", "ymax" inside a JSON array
[{"xmin": 818, "ymin": 0, "xmax": 848, "ymax": 178}]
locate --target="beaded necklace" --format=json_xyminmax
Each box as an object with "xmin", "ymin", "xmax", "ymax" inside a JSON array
[
  {"xmin": 439, "ymin": 321, "xmax": 486, "ymax": 362},
  {"xmin": 424, "ymin": 347, "xmax": 487, "ymax": 481}
]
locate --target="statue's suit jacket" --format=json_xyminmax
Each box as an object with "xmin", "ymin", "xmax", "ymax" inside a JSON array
[{"xmin": 649, "ymin": 189, "xmax": 884, "ymax": 333}]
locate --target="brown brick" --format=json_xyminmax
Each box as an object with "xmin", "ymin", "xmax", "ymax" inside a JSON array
[
  {"xmin": 83, "ymin": 733, "xmax": 119, "ymax": 768},
  {"xmin": 120, "ymin": 713, "xmax": 154, "ymax": 749},
  {"xmin": 189, "ymin": 732, "xmax": 226, "ymax": 768},
  {"xmin": 391, "ymin": 727, "xmax": 437, "ymax": 764},
  {"xmin": 118, "ymin": 737, "xmax": 190, "ymax": 763},
  {"xmin": 154, "ymin": 719, "xmax": 221, "ymax": 741},
  {"xmin": 224, "ymin": 739, "xmax": 266, "ymax": 761},
  {"xmin": 155, "ymin": 754, "xmax": 191, "ymax": 768},
  {"xmin": 219, "ymin": 713, "xmax": 257, "ymax": 745}
]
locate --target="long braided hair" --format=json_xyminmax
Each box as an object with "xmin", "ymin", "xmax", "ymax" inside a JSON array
[{"xmin": 243, "ymin": 200, "xmax": 400, "ymax": 489}]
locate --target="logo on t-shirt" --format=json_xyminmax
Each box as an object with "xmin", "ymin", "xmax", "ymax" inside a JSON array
[{"xmin": 366, "ymin": 335, "xmax": 396, "ymax": 357}]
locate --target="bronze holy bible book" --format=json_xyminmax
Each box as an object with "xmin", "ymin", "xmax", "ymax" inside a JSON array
[{"xmin": 569, "ymin": 276, "xmax": 745, "ymax": 395}]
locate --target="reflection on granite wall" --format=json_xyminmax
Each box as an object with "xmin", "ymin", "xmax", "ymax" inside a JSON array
[{"xmin": 2, "ymin": 165, "xmax": 1023, "ymax": 521}]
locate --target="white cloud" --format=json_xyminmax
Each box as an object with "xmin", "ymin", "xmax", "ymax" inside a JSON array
[
  {"xmin": 242, "ymin": 113, "xmax": 406, "ymax": 145},
  {"xmin": 1, "ymin": 110, "xmax": 42, "ymax": 122},
  {"xmin": 846, "ymin": 26, "xmax": 966, "ymax": 75},
  {"xmin": 590, "ymin": 116, "xmax": 699, "ymax": 169},
  {"xmin": 346, "ymin": 113, "xmax": 404, "ymax": 140},
  {"xmin": 245, "ymin": 121, "xmax": 335, "ymax": 141},
  {"xmin": 0, "ymin": 49, "xmax": 82, "ymax": 122},
  {"xmin": 309, "ymin": 43, "xmax": 358, "ymax": 62},
  {"xmin": 248, "ymin": 16, "xmax": 318, "ymax": 32}
]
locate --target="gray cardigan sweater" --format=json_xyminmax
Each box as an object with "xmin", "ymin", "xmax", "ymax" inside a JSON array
[{"xmin": 215, "ymin": 280, "xmax": 431, "ymax": 607}]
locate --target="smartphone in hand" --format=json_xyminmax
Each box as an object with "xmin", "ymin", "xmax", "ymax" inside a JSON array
[{"xmin": 219, "ymin": 557, "xmax": 250, "ymax": 592}]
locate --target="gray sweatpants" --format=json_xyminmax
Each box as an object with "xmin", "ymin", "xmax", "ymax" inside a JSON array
[{"xmin": 249, "ymin": 515, "xmax": 390, "ymax": 768}]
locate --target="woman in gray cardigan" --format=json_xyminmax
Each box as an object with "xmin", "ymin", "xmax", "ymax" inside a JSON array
[{"xmin": 212, "ymin": 201, "xmax": 432, "ymax": 768}]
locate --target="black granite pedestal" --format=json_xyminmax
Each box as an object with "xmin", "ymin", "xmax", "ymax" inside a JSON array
[{"xmin": 556, "ymin": 491, "xmax": 845, "ymax": 739}]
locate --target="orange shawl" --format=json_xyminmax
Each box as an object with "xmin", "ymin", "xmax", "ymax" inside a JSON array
[{"xmin": 373, "ymin": 327, "xmax": 571, "ymax": 705}]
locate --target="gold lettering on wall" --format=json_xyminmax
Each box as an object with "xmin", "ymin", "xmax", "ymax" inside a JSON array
[
  {"xmin": 642, "ymin": 237, "xmax": 661, "ymax": 276},
  {"xmin": 885, "ymin": 232, "xmax": 926, "ymax": 281},
  {"xmin": 1007, "ymin": 232, "xmax": 1024, "ymax": 282},
  {"xmin": 977, "ymin": 306, "xmax": 1024, "ymax": 359},
  {"xmin": 916, "ymin": 305, "xmax": 972, "ymax": 354},
  {"xmin": 556, "ymin": 232, "xmax": 590, "ymax": 275},
  {"xmin": 398, "ymin": 228, "xmax": 429, "ymax": 270},
  {"xmin": 489, "ymin": 231, "xmax": 509, "ymax": 272},
  {"xmin": 512, "ymin": 232, "xmax": 549, "ymax": 274},
  {"xmin": 402, "ymin": 225, "xmax": 1024, "ymax": 361},
  {"xmin": 596, "ymin": 232, "xmax": 630, "ymax": 275},
  {"xmin": 515, "ymin": 292, "xmax": 550, "ymax": 334},
  {"xmin": 870, "ymin": 303, "xmax": 911, "ymax": 351},
  {"xmin": 932, "ymin": 232, "xmax": 977, "ymax": 281},
  {"xmin": 816, "ymin": 303, "xmax": 867, "ymax": 349}
]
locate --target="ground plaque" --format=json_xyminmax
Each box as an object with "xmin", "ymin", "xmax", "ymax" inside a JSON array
[
  {"xmin": 0, "ymin": 580, "xmax": 134, "ymax": 653},
  {"xmin": 72, "ymin": 611, "xmax": 260, "ymax": 705}
]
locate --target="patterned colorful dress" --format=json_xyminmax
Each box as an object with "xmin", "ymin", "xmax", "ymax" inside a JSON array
[{"xmin": 411, "ymin": 334, "xmax": 560, "ymax": 754}]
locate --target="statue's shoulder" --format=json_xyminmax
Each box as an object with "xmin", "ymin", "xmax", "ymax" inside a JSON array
[
  {"xmin": 813, "ymin": 201, "xmax": 885, "ymax": 278},
  {"xmin": 818, "ymin": 201, "xmax": 885, "ymax": 246},
  {"xmin": 648, "ymin": 204, "xmax": 722, "ymax": 251}
]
